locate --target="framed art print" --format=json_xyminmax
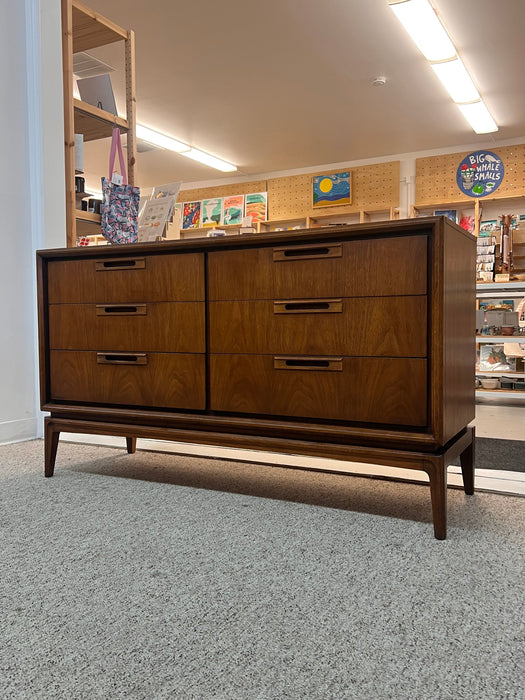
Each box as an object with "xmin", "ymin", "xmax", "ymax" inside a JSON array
[{"xmin": 313, "ymin": 171, "xmax": 351, "ymax": 208}]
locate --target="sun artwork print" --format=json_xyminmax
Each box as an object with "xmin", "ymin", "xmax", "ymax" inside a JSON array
[{"xmin": 313, "ymin": 171, "xmax": 351, "ymax": 208}]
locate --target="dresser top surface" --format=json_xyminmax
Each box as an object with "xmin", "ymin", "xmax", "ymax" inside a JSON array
[{"xmin": 37, "ymin": 216, "xmax": 475, "ymax": 261}]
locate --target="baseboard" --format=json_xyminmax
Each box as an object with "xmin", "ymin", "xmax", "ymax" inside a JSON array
[
  {"xmin": 0, "ymin": 417, "xmax": 39, "ymax": 445},
  {"xmin": 59, "ymin": 432, "xmax": 525, "ymax": 496}
]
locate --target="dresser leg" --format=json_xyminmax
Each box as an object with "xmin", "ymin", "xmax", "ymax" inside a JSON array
[
  {"xmin": 424, "ymin": 459, "xmax": 447, "ymax": 540},
  {"xmin": 126, "ymin": 437, "xmax": 137, "ymax": 454},
  {"xmin": 44, "ymin": 419, "xmax": 60, "ymax": 478},
  {"xmin": 459, "ymin": 427, "xmax": 475, "ymax": 495}
]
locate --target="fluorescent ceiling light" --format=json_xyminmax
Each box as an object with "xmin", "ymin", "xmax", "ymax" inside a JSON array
[
  {"xmin": 431, "ymin": 58, "xmax": 480, "ymax": 104},
  {"xmin": 136, "ymin": 124, "xmax": 190, "ymax": 153},
  {"xmin": 387, "ymin": 0, "xmax": 498, "ymax": 133},
  {"xmin": 136, "ymin": 124, "xmax": 237, "ymax": 171},
  {"xmin": 457, "ymin": 101, "xmax": 498, "ymax": 134},
  {"xmin": 181, "ymin": 148, "xmax": 238, "ymax": 172},
  {"xmin": 388, "ymin": 0, "xmax": 456, "ymax": 61}
]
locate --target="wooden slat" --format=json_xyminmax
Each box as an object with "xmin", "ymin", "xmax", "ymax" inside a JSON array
[
  {"xmin": 72, "ymin": 0, "xmax": 127, "ymax": 52},
  {"xmin": 125, "ymin": 30, "xmax": 136, "ymax": 186},
  {"xmin": 73, "ymin": 99, "xmax": 128, "ymax": 141},
  {"xmin": 62, "ymin": 0, "xmax": 76, "ymax": 247}
]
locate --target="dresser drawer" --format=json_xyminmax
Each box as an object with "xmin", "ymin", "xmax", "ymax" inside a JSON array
[
  {"xmin": 210, "ymin": 354, "xmax": 427, "ymax": 426},
  {"xmin": 50, "ymin": 351, "xmax": 205, "ymax": 410},
  {"xmin": 47, "ymin": 252, "xmax": 204, "ymax": 303},
  {"xmin": 209, "ymin": 297, "xmax": 426, "ymax": 357},
  {"xmin": 49, "ymin": 302, "xmax": 205, "ymax": 353},
  {"xmin": 208, "ymin": 235, "xmax": 427, "ymax": 300}
]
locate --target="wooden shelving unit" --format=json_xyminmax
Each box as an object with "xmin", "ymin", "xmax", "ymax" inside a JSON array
[
  {"xmin": 411, "ymin": 195, "xmax": 525, "ymax": 237},
  {"xmin": 475, "ymin": 281, "xmax": 525, "ymax": 401},
  {"xmin": 62, "ymin": 0, "xmax": 136, "ymax": 247},
  {"xmin": 256, "ymin": 208, "xmax": 399, "ymax": 234}
]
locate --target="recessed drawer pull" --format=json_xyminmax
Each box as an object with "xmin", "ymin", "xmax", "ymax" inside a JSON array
[
  {"xmin": 97, "ymin": 353, "xmax": 148, "ymax": 365},
  {"xmin": 95, "ymin": 258, "xmax": 146, "ymax": 271},
  {"xmin": 274, "ymin": 299, "xmax": 343, "ymax": 314},
  {"xmin": 274, "ymin": 356, "xmax": 343, "ymax": 371},
  {"xmin": 96, "ymin": 304, "xmax": 147, "ymax": 316},
  {"xmin": 273, "ymin": 244, "xmax": 342, "ymax": 262}
]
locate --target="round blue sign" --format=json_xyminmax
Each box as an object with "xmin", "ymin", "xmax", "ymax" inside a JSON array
[{"xmin": 456, "ymin": 150, "xmax": 504, "ymax": 197}]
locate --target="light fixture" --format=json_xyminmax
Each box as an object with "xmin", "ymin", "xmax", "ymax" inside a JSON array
[
  {"xmin": 430, "ymin": 57, "xmax": 480, "ymax": 104},
  {"xmin": 136, "ymin": 124, "xmax": 190, "ymax": 153},
  {"xmin": 180, "ymin": 148, "xmax": 238, "ymax": 172},
  {"xmin": 136, "ymin": 124, "xmax": 237, "ymax": 171},
  {"xmin": 456, "ymin": 101, "xmax": 498, "ymax": 134},
  {"xmin": 388, "ymin": 0, "xmax": 455, "ymax": 61},
  {"xmin": 387, "ymin": 0, "xmax": 498, "ymax": 134}
]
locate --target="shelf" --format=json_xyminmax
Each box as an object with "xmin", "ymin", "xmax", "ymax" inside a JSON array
[
  {"xmin": 258, "ymin": 217, "xmax": 308, "ymax": 233},
  {"xmin": 72, "ymin": 0, "xmax": 128, "ymax": 52},
  {"xmin": 476, "ymin": 389, "xmax": 525, "ymax": 399},
  {"xmin": 476, "ymin": 336, "xmax": 525, "ymax": 343},
  {"xmin": 76, "ymin": 211, "xmax": 101, "ymax": 236},
  {"xmin": 477, "ymin": 371, "xmax": 525, "ymax": 377},
  {"xmin": 477, "ymin": 281, "xmax": 525, "ymax": 292},
  {"xmin": 309, "ymin": 207, "xmax": 398, "ymax": 228},
  {"xmin": 73, "ymin": 99, "xmax": 129, "ymax": 142},
  {"xmin": 180, "ymin": 224, "xmax": 244, "ymax": 238}
]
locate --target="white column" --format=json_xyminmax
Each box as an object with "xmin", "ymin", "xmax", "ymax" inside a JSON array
[{"xmin": 0, "ymin": 0, "xmax": 65, "ymax": 444}]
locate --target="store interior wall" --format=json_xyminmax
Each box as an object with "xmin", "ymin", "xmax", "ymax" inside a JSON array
[
  {"xmin": 0, "ymin": 2, "xmax": 522, "ymax": 446},
  {"xmin": 0, "ymin": 0, "xmax": 65, "ymax": 444}
]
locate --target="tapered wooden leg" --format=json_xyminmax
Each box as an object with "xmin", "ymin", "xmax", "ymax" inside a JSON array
[
  {"xmin": 424, "ymin": 459, "xmax": 447, "ymax": 540},
  {"xmin": 126, "ymin": 437, "xmax": 137, "ymax": 454},
  {"xmin": 44, "ymin": 419, "xmax": 60, "ymax": 477},
  {"xmin": 459, "ymin": 427, "xmax": 475, "ymax": 495}
]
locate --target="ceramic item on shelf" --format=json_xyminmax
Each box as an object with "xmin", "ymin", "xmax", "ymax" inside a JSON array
[
  {"xmin": 480, "ymin": 378, "xmax": 500, "ymax": 389},
  {"xmin": 501, "ymin": 326, "xmax": 515, "ymax": 336}
]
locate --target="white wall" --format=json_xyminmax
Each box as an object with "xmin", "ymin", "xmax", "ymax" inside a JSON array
[{"xmin": 0, "ymin": 0, "xmax": 64, "ymax": 444}]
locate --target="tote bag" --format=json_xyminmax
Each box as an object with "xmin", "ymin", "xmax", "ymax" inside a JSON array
[{"xmin": 100, "ymin": 127, "xmax": 140, "ymax": 244}]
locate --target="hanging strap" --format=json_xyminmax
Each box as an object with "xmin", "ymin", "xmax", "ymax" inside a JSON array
[{"xmin": 108, "ymin": 127, "xmax": 127, "ymax": 185}]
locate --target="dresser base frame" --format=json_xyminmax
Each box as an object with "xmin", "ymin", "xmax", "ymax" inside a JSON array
[{"xmin": 43, "ymin": 416, "xmax": 474, "ymax": 540}]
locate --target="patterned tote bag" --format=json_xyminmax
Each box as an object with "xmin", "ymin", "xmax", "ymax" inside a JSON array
[{"xmin": 100, "ymin": 127, "xmax": 140, "ymax": 244}]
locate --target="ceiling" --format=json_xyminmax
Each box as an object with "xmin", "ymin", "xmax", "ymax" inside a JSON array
[{"xmin": 81, "ymin": 0, "xmax": 525, "ymax": 189}]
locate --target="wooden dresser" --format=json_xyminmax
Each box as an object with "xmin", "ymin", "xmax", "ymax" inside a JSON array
[{"xmin": 37, "ymin": 218, "xmax": 476, "ymax": 539}]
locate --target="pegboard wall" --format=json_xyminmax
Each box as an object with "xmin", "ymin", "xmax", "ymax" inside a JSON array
[
  {"xmin": 176, "ymin": 163, "xmax": 399, "ymax": 222},
  {"xmin": 415, "ymin": 145, "xmax": 525, "ymax": 206},
  {"xmin": 268, "ymin": 162, "xmax": 399, "ymax": 220},
  {"xmin": 178, "ymin": 180, "xmax": 267, "ymax": 203}
]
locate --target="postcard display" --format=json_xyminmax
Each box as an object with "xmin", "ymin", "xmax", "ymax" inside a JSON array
[{"xmin": 179, "ymin": 192, "xmax": 268, "ymax": 231}]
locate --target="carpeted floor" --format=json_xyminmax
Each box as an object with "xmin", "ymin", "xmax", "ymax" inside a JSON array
[
  {"xmin": 1, "ymin": 439, "xmax": 524, "ymax": 700},
  {"xmin": 471, "ymin": 437, "xmax": 524, "ymax": 472}
]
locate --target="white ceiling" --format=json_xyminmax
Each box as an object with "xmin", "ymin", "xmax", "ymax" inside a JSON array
[{"xmin": 81, "ymin": 0, "xmax": 525, "ymax": 188}]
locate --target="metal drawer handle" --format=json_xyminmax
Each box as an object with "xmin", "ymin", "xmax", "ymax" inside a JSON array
[
  {"xmin": 95, "ymin": 258, "xmax": 146, "ymax": 271},
  {"xmin": 97, "ymin": 353, "xmax": 147, "ymax": 365},
  {"xmin": 96, "ymin": 304, "xmax": 147, "ymax": 316},
  {"xmin": 274, "ymin": 299, "xmax": 342, "ymax": 314},
  {"xmin": 273, "ymin": 243, "xmax": 342, "ymax": 262},
  {"xmin": 274, "ymin": 356, "xmax": 343, "ymax": 371}
]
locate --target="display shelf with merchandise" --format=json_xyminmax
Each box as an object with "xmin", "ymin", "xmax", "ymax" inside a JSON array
[
  {"xmin": 62, "ymin": 0, "xmax": 136, "ymax": 247},
  {"xmin": 412, "ymin": 195, "xmax": 525, "ymax": 237},
  {"xmin": 476, "ymin": 281, "xmax": 525, "ymax": 400}
]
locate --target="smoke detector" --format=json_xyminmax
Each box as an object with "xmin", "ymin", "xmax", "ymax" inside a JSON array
[{"xmin": 372, "ymin": 76, "xmax": 387, "ymax": 87}]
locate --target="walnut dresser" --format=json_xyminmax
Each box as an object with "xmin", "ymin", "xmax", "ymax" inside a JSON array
[{"xmin": 37, "ymin": 217, "xmax": 476, "ymax": 539}]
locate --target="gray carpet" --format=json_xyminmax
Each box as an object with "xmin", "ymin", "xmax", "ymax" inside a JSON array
[
  {"xmin": 472, "ymin": 437, "xmax": 524, "ymax": 472},
  {"xmin": 1, "ymin": 439, "xmax": 524, "ymax": 700}
]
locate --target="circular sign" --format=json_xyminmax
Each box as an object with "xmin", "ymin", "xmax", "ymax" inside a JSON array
[{"xmin": 456, "ymin": 150, "xmax": 504, "ymax": 197}]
